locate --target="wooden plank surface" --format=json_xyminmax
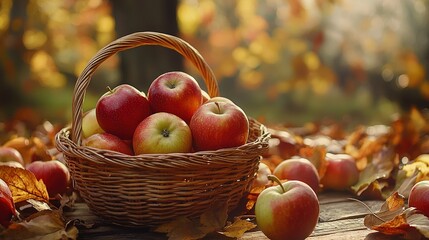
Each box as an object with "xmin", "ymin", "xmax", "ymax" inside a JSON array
[{"xmin": 64, "ymin": 192, "xmax": 396, "ymax": 240}]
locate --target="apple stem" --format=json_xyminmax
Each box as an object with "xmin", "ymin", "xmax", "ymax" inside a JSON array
[
  {"xmin": 267, "ymin": 175, "xmax": 285, "ymax": 193},
  {"xmin": 215, "ymin": 101, "xmax": 221, "ymax": 113},
  {"xmin": 106, "ymin": 86, "xmax": 113, "ymax": 94}
]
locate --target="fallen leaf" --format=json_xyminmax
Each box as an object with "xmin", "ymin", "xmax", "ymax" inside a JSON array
[
  {"xmin": 0, "ymin": 210, "xmax": 78, "ymax": 240},
  {"xmin": 219, "ymin": 217, "xmax": 256, "ymax": 238},
  {"xmin": 0, "ymin": 166, "xmax": 49, "ymax": 203},
  {"xmin": 299, "ymin": 145, "xmax": 327, "ymax": 178},
  {"xmin": 364, "ymin": 191, "xmax": 429, "ymax": 239},
  {"xmin": 200, "ymin": 199, "xmax": 228, "ymax": 232},
  {"xmin": 351, "ymin": 146, "xmax": 398, "ymax": 196}
]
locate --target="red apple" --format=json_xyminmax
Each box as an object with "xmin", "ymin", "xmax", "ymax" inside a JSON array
[
  {"xmin": 133, "ymin": 112, "xmax": 192, "ymax": 154},
  {"xmin": 273, "ymin": 158, "xmax": 320, "ymax": 193},
  {"xmin": 83, "ymin": 132, "xmax": 133, "ymax": 155},
  {"xmin": 255, "ymin": 177, "xmax": 319, "ymax": 240},
  {"xmin": 96, "ymin": 84, "xmax": 151, "ymax": 140},
  {"xmin": 147, "ymin": 71, "xmax": 202, "ymax": 123},
  {"xmin": 0, "ymin": 178, "xmax": 15, "ymax": 228},
  {"xmin": 408, "ymin": 180, "xmax": 429, "ymax": 217},
  {"xmin": 190, "ymin": 101, "xmax": 249, "ymax": 151},
  {"xmin": 0, "ymin": 146, "xmax": 24, "ymax": 166},
  {"xmin": 320, "ymin": 153, "xmax": 359, "ymax": 191},
  {"xmin": 252, "ymin": 162, "xmax": 272, "ymax": 189},
  {"xmin": 82, "ymin": 108, "xmax": 104, "ymax": 138},
  {"xmin": 26, "ymin": 160, "xmax": 70, "ymax": 198}
]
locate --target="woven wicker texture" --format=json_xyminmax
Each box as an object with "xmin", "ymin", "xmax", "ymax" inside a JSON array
[{"xmin": 55, "ymin": 32, "xmax": 270, "ymax": 227}]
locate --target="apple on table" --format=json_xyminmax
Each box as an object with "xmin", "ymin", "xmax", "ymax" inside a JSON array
[
  {"xmin": 273, "ymin": 157, "xmax": 320, "ymax": 193},
  {"xmin": 148, "ymin": 71, "xmax": 203, "ymax": 123},
  {"xmin": 0, "ymin": 146, "xmax": 25, "ymax": 167},
  {"xmin": 255, "ymin": 175, "xmax": 319, "ymax": 240},
  {"xmin": 190, "ymin": 101, "xmax": 249, "ymax": 151},
  {"xmin": 0, "ymin": 178, "xmax": 15, "ymax": 228},
  {"xmin": 408, "ymin": 180, "xmax": 429, "ymax": 217},
  {"xmin": 26, "ymin": 160, "xmax": 71, "ymax": 198},
  {"xmin": 320, "ymin": 153, "xmax": 359, "ymax": 191},
  {"xmin": 133, "ymin": 112, "xmax": 192, "ymax": 154},
  {"xmin": 96, "ymin": 84, "xmax": 151, "ymax": 140}
]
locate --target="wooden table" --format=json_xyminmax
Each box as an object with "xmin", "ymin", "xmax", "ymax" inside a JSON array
[{"xmin": 64, "ymin": 191, "xmax": 403, "ymax": 240}]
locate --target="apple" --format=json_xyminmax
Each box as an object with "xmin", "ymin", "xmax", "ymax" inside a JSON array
[
  {"xmin": 82, "ymin": 108, "xmax": 104, "ymax": 138},
  {"xmin": 273, "ymin": 158, "xmax": 320, "ymax": 193},
  {"xmin": 83, "ymin": 132, "xmax": 133, "ymax": 155},
  {"xmin": 255, "ymin": 176, "xmax": 319, "ymax": 240},
  {"xmin": 147, "ymin": 71, "xmax": 202, "ymax": 123},
  {"xmin": 96, "ymin": 84, "xmax": 151, "ymax": 140},
  {"xmin": 201, "ymin": 89, "xmax": 210, "ymax": 103},
  {"xmin": 205, "ymin": 96, "xmax": 234, "ymax": 105},
  {"xmin": 408, "ymin": 180, "xmax": 429, "ymax": 217},
  {"xmin": 0, "ymin": 178, "xmax": 15, "ymax": 228},
  {"xmin": 0, "ymin": 161, "xmax": 24, "ymax": 169},
  {"xmin": 190, "ymin": 101, "xmax": 249, "ymax": 151},
  {"xmin": 26, "ymin": 160, "xmax": 70, "ymax": 198},
  {"xmin": 0, "ymin": 146, "xmax": 25, "ymax": 166},
  {"xmin": 320, "ymin": 153, "xmax": 359, "ymax": 191},
  {"xmin": 252, "ymin": 162, "xmax": 272, "ymax": 189},
  {"xmin": 133, "ymin": 112, "xmax": 192, "ymax": 154}
]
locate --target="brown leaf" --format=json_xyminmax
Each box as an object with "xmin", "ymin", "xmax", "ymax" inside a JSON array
[
  {"xmin": 351, "ymin": 146, "xmax": 398, "ymax": 196},
  {"xmin": 364, "ymin": 191, "xmax": 429, "ymax": 239},
  {"xmin": 200, "ymin": 200, "xmax": 228, "ymax": 232},
  {"xmin": 155, "ymin": 216, "xmax": 206, "ymax": 240},
  {"xmin": 0, "ymin": 210, "xmax": 78, "ymax": 240},
  {"xmin": 299, "ymin": 145, "xmax": 327, "ymax": 179},
  {"xmin": 219, "ymin": 217, "xmax": 256, "ymax": 238},
  {"xmin": 0, "ymin": 166, "xmax": 49, "ymax": 203}
]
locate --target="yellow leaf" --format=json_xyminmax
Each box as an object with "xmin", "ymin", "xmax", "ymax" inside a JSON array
[{"xmin": 0, "ymin": 166, "xmax": 49, "ymax": 203}]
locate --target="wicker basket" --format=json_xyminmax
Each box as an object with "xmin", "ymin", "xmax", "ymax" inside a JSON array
[{"xmin": 55, "ymin": 32, "xmax": 270, "ymax": 227}]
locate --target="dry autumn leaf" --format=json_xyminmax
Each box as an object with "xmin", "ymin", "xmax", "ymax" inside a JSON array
[
  {"xmin": 219, "ymin": 217, "xmax": 256, "ymax": 238},
  {"xmin": 0, "ymin": 166, "xmax": 49, "ymax": 203},
  {"xmin": 364, "ymin": 191, "xmax": 429, "ymax": 239},
  {"xmin": 0, "ymin": 210, "xmax": 78, "ymax": 240},
  {"xmin": 351, "ymin": 146, "xmax": 398, "ymax": 197}
]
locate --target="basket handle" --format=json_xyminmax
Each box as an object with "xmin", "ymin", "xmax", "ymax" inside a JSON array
[{"xmin": 71, "ymin": 31, "xmax": 219, "ymax": 144}]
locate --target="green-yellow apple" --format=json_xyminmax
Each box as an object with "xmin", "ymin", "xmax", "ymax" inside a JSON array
[
  {"xmin": 133, "ymin": 112, "xmax": 192, "ymax": 154},
  {"xmin": 255, "ymin": 176, "xmax": 320, "ymax": 240},
  {"xmin": 96, "ymin": 84, "xmax": 151, "ymax": 140},
  {"xmin": 0, "ymin": 146, "xmax": 24, "ymax": 166},
  {"xmin": 320, "ymin": 153, "xmax": 359, "ymax": 191},
  {"xmin": 83, "ymin": 132, "xmax": 133, "ymax": 155},
  {"xmin": 201, "ymin": 89, "xmax": 210, "ymax": 103},
  {"xmin": 252, "ymin": 162, "xmax": 272, "ymax": 189},
  {"xmin": 190, "ymin": 101, "xmax": 249, "ymax": 151},
  {"xmin": 273, "ymin": 158, "xmax": 320, "ymax": 193},
  {"xmin": 408, "ymin": 180, "xmax": 429, "ymax": 217},
  {"xmin": 82, "ymin": 108, "xmax": 104, "ymax": 139},
  {"xmin": 0, "ymin": 178, "xmax": 15, "ymax": 227},
  {"xmin": 147, "ymin": 71, "xmax": 202, "ymax": 123},
  {"xmin": 26, "ymin": 160, "xmax": 70, "ymax": 198}
]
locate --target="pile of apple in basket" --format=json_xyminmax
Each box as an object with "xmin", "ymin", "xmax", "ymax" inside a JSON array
[{"xmin": 82, "ymin": 71, "xmax": 249, "ymax": 154}]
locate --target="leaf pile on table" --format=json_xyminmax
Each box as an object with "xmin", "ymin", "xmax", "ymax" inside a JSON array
[{"xmin": 0, "ymin": 107, "xmax": 429, "ymax": 239}]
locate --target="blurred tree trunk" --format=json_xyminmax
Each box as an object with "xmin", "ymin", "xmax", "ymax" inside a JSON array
[
  {"xmin": 111, "ymin": 0, "xmax": 182, "ymax": 91},
  {"xmin": 0, "ymin": 0, "xmax": 28, "ymax": 120}
]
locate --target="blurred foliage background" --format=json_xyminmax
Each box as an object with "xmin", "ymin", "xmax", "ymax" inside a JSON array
[{"xmin": 1, "ymin": 0, "xmax": 429, "ymax": 133}]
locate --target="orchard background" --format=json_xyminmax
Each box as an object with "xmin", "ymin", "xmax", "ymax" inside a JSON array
[{"xmin": 1, "ymin": 0, "xmax": 429, "ymax": 137}]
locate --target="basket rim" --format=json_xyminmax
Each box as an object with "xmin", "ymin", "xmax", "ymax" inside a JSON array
[{"xmin": 55, "ymin": 117, "xmax": 270, "ymax": 170}]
